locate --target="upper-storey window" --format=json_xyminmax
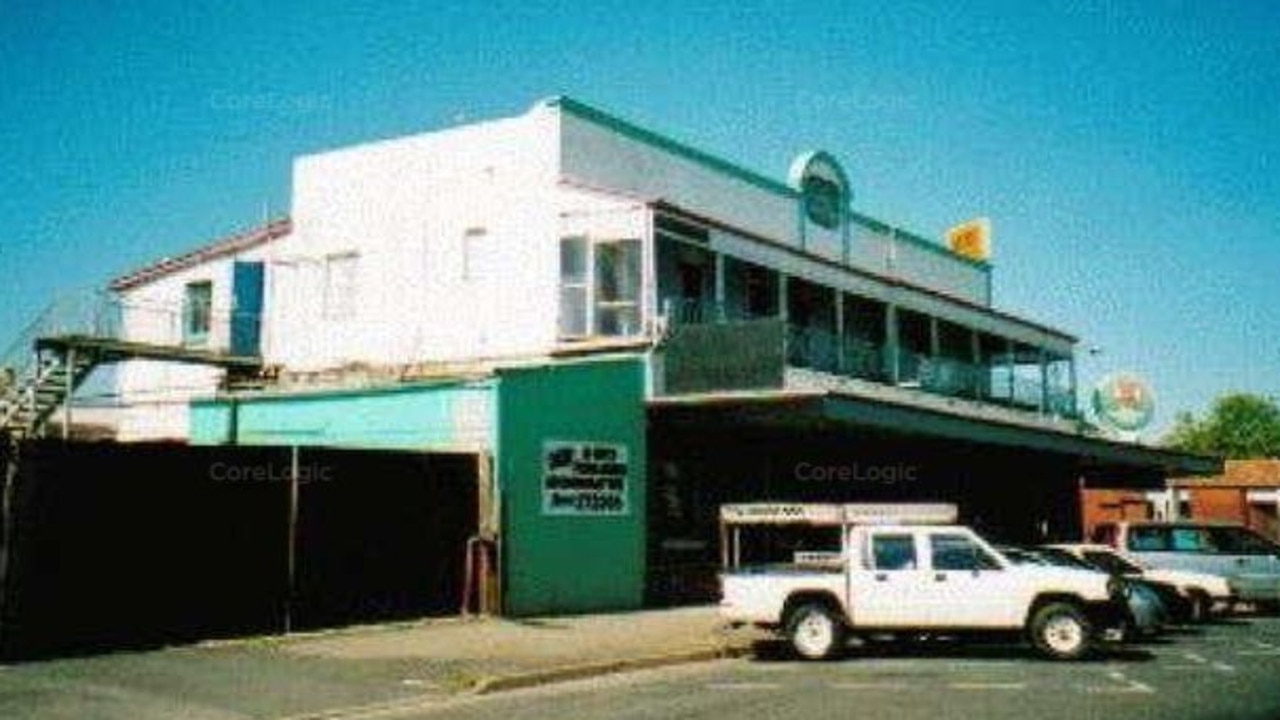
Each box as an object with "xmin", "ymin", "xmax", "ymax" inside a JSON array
[
  {"xmin": 183, "ymin": 280, "xmax": 213, "ymax": 345},
  {"xmin": 559, "ymin": 237, "xmax": 642, "ymax": 339},
  {"xmin": 323, "ymin": 252, "xmax": 358, "ymax": 321},
  {"xmin": 594, "ymin": 239, "xmax": 641, "ymax": 336}
]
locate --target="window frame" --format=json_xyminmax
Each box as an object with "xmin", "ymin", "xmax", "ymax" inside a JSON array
[
  {"xmin": 558, "ymin": 236, "xmax": 643, "ymax": 340},
  {"xmin": 183, "ymin": 280, "xmax": 214, "ymax": 346},
  {"xmin": 322, "ymin": 251, "xmax": 359, "ymax": 322}
]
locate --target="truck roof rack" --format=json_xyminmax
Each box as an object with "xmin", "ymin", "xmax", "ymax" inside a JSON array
[{"xmin": 719, "ymin": 502, "xmax": 958, "ymax": 526}]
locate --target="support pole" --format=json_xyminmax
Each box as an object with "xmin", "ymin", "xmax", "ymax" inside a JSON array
[
  {"xmin": 284, "ymin": 446, "xmax": 300, "ymax": 633},
  {"xmin": 61, "ymin": 349, "xmax": 74, "ymax": 441},
  {"xmin": 885, "ymin": 304, "xmax": 900, "ymax": 385},
  {"xmin": 0, "ymin": 439, "xmax": 18, "ymax": 648}
]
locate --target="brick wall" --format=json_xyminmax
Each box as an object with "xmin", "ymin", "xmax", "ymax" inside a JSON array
[{"xmin": 1080, "ymin": 488, "xmax": 1152, "ymax": 541}]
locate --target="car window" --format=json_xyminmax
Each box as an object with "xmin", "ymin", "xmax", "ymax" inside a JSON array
[
  {"xmin": 1128, "ymin": 526, "xmax": 1170, "ymax": 551},
  {"xmin": 1207, "ymin": 526, "xmax": 1278, "ymax": 555},
  {"xmin": 1083, "ymin": 550, "xmax": 1142, "ymax": 574},
  {"xmin": 871, "ymin": 534, "xmax": 917, "ymax": 570},
  {"xmin": 930, "ymin": 534, "xmax": 1001, "ymax": 571},
  {"xmin": 1171, "ymin": 527, "xmax": 1214, "ymax": 552}
]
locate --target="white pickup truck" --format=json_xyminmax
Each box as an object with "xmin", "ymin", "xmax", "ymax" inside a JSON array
[{"xmin": 719, "ymin": 503, "xmax": 1128, "ymax": 661}]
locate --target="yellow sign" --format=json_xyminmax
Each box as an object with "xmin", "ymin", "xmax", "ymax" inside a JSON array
[{"xmin": 946, "ymin": 217, "xmax": 991, "ymax": 261}]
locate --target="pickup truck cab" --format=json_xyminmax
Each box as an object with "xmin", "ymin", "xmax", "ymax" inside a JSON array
[{"xmin": 719, "ymin": 503, "xmax": 1127, "ymax": 661}]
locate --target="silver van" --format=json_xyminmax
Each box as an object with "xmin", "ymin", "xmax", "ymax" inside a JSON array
[{"xmin": 1090, "ymin": 520, "xmax": 1280, "ymax": 609}]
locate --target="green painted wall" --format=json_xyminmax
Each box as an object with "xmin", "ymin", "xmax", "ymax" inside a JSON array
[
  {"xmin": 189, "ymin": 381, "xmax": 495, "ymax": 451},
  {"xmin": 498, "ymin": 356, "xmax": 647, "ymax": 616}
]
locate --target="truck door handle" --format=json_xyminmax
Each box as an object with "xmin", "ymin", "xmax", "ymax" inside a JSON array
[
  {"xmin": 875, "ymin": 573, "xmax": 888, "ymax": 582},
  {"xmin": 934, "ymin": 573, "xmax": 947, "ymax": 582}
]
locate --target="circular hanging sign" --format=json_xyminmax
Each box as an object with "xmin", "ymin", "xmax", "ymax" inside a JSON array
[
  {"xmin": 1091, "ymin": 372, "xmax": 1155, "ymax": 432},
  {"xmin": 788, "ymin": 151, "xmax": 850, "ymax": 231}
]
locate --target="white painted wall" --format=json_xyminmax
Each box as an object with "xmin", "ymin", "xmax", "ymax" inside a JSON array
[
  {"xmin": 115, "ymin": 243, "xmax": 273, "ymax": 441},
  {"xmin": 265, "ymin": 104, "xmax": 563, "ymax": 370},
  {"xmin": 108, "ymin": 97, "xmax": 1054, "ymax": 442}
]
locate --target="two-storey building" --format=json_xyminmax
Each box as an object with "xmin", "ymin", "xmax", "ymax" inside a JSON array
[{"xmin": 104, "ymin": 96, "xmax": 1215, "ymax": 614}]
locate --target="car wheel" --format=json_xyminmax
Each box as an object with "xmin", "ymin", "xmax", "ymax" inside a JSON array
[
  {"xmin": 1029, "ymin": 602, "xmax": 1094, "ymax": 661},
  {"xmin": 786, "ymin": 602, "xmax": 846, "ymax": 661}
]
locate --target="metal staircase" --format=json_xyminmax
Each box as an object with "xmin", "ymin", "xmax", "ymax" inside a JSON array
[
  {"xmin": 0, "ymin": 344, "xmax": 98, "ymax": 440},
  {"xmin": 1, "ymin": 290, "xmax": 263, "ymax": 441}
]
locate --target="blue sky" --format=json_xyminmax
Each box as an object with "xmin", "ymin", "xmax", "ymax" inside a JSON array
[{"xmin": 1, "ymin": 0, "xmax": 1277, "ymax": 434}]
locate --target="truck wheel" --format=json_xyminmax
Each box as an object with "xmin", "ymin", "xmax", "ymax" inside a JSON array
[
  {"xmin": 786, "ymin": 603, "xmax": 846, "ymax": 661},
  {"xmin": 1029, "ymin": 602, "xmax": 1093, "ymax": 661}
]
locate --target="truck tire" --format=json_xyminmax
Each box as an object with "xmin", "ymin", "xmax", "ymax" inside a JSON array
[
  {"xmin": 786, "ymin": 602, "xmax": 846, "ymax": 661},
  {"xmin": 1028, "ymin": 602, "xmax": 1093, "ymax": 661}
]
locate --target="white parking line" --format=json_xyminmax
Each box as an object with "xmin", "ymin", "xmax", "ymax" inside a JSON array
[
  {"xmin": 948, "ymin": 682, "xmax": 1026, "ymax": 691},
  {"xmin": 1236, "ymin": 650, "xmax": 1280, "ymax": 656},
  {"xmin": 1181, "ymin": 652, "xmax": 1208, "ymax": 664},
  {"xmin": 944, "ymin": 661, "xmax": 1020, "ymax": 670},
  {"xmin": 706, "ymin": 682, "xmax": 783, "ymax": 691},
  {"xmin": 1211, "ymin": 662, "xmax": 1236, "ymax": 672},
  {"xmin": 1084, "ymin": 671, "xmax": 1155, "ymax": 695},
  {"xmin": 829, "ymin": 682, "xmax": 911, "ymax": 691}
]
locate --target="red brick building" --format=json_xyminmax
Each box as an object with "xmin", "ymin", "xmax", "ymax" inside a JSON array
[{"xmin": 1081, "ymin": 459, "xmax": 1280, "ymax": 542}]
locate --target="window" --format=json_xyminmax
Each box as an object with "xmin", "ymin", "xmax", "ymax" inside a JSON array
[
  {"xmin": 559, "ymin": 237, "xmax": 589, "ymax": 337},
  {"xmin": 558, "ymin": 237, "xmax": 642, "ymax": 339},
  {"xmin": 593, "ymin": 239, "xmax": 641, "ymax": 336},
  {"xmin": 1207, "ymin": 526, "xmax": 1278, "ymax": 555},
  {"xmin": 1127, "ymin": 526, "xmax": 1169, "ymax": 552},
  {"xmin": 1171, "ymin": 527, "xmax": 1212, "ymax": 552},
  {"xmin": 930, "ymin": 534, "xmax": 1001, "ymax": 571},
  {"xmin": 462, "ymin": 227, "xmax": 487, "ymax": 282},
  {"xmin": 183, "ymin": 280, "xmax": 213, "ymax": 345},
  {"xmin": 323, "ymin": 252, "xmax": 358, "ymax": 321},
  {"xmin": 871, "ymin": 534, "xmax": 917, "ymax": 570}
]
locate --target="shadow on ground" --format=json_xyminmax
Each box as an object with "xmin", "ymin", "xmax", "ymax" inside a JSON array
[{"xmin": 746, "ymin": 637, "xmax": 1156, "ymax": 664}]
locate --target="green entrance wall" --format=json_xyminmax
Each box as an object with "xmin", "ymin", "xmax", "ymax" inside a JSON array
[{"xmin": 498, "ymin": 357, "xmax": 647, "ymax": 616}]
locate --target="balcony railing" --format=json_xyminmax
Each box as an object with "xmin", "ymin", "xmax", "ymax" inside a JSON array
[
  {"xmin": 785, "ymin": 324, "xmax": 1077, "ymax": 417},
  {"xmin": 659, "ymin": 298, "xmax": 1077, "ymax": 419},
  {"xmin": 2, "ymin": 289, "xmax": 261, "ymax": 374}
]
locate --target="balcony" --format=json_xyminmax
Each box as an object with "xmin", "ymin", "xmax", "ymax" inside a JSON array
[{"xmin": 654, "ymin": 299, "xmax": 1079, "ymax": 427}]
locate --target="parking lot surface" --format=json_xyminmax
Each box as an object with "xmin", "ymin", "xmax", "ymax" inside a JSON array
[{"xmin": 422, "ymin": 614, "xmax": 1280, "ymax": 720}]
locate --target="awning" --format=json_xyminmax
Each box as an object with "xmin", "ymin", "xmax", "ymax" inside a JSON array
[{"xmin": 648, "ymin": 389, "xmax": 1220, "ymax": 480}]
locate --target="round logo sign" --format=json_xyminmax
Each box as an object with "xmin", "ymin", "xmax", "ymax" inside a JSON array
[
  {"xmin": 788, "ymin": 151, "xmax": 849, "ymax": 232},
  {"xmin": 1091, "ymin": 373, "xmax": 1155, "ymax": 432}
]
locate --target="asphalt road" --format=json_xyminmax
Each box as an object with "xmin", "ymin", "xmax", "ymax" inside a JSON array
[{"xmin": 417, "ymin": 616, "xmax": 1280, "ymax": 720}]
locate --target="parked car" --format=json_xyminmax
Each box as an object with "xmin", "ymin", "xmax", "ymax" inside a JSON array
[
  {"xmin": 1091, "ymin": 521, "xmax": 1280, "ymax": 611},
  {"xmin": 999, "ymin": 545, "xmax": 1166, "ymax": 640},
  {"xmin": 1048, "ymin": 542, "xmax": 1233, "ymax": 623},
  {"xmin": 719, "ymin": 503, "xmax": 1129, "ymax": 661}
]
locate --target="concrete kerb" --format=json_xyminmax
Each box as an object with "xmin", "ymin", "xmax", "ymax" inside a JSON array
[
  {"xmin": 274, "ymin": 642, "xmax": 754, "ymax": 720},
  {"xmin": 469, "ymin": 643, "xmax": 755, "ymax": 695}
]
